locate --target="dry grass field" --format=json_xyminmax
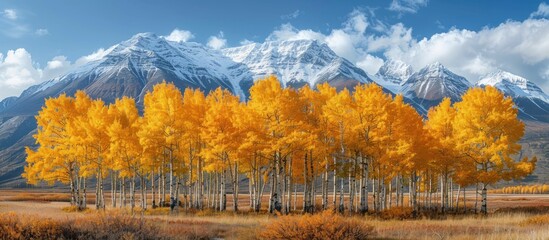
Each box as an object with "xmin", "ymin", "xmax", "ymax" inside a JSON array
[{"xmin": 0, "ymin": 190, "xmax": 548, "ymax": 239}]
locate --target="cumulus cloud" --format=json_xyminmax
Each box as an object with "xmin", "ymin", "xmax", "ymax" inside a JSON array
[
  {"xmin": 164, "ymin": 28, "xmax": 194, "ymax": 42},
  {"xmin": 2, "ymin": 9, "xmax": 17, "ymax": 20},
  {"xmin": 35, "ymin": 28, "xmax": 49, "ymax": 36},
  {"xmin": 75, "ymin": 47, "xmax": 114, "ymax": 65},
  {"xmin": 42, "ymin": 56, "xmax": 71, "ymax": 80},
  {"xmin": 240, "ymin": 39, "xmax": 256, "ymax": 45},
  {"xmin": 207, "ymin": 31, "xmax": 227, "ymax": 49},
  {"xmin": 356, "ymin": 54, "xmax": 385, "ymax": 75},
  {"xmin": 388, "ymin": 0, "xmax": 428, "ymax": 14},
  {"xmin": 267, "ymin": 23, "xmax": 325, "ymax": 42},
  {"xmin": 531, "ymin": 2, "xmax": 549, "ymax": 18},
  {"xmin": 0, "ymin": 49, "xmax": 41, "ymax": 89},
  {"xmin": 0, "ymin": 46, "xmax": 116, "ymax": 100}
]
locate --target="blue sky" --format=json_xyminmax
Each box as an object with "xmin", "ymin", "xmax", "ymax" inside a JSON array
[{"xmin": 0, "ymin": 0, "xmax": 549, "ymax": 99}]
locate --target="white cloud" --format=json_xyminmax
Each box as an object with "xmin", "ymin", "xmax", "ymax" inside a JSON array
[
  {"xmin": 267, "ymin": 23, "xmax": 325, "ymax": 42},
  {"xmin": 207, "ymin": 31, "xmax": 227, "ymax": 50},
  {"xmin": 357, "ymin": 54, "xmax": 385, "ymax": 75},
  {"xmin": 2, "ymin": 9, "xmax": 17, "ymax": 20},
  {"xmin": 388, "ymin": 0, "xmax": 428, "ymax": 14},
  {"xmin": 0, "ymin": 46, "xmax": 118, "ymax": 100},
  {"xmin": 164, "ymin": 28, "xmax": 194, "ymax": 42},
  {"xmin": 373, "ymin": 19, "xmax": 549, "ymax": 92},
  {"xmin": 531, "ymin": 2, "xmax": 549, "ymax": 18},
  {"xmin": 74, "ymin": 46, "xmax": 116, "ymax": 67},
  {"xmin": 0, "ymin": 49, "xmax": 42, "ymax": 99},
  {"xmin": 240, "ymin": 39, "xmax": 255, "ymax": 45},
  {"xmin": 35, "ymin": 28, "xmax": 49, "ymax": 36},
  {"xmin": 42, "ymin": 56, "xmax": 71, "ymax": 80},
  {"xmin": 281, "ymin": 10, "xmax": 300, "ymax": 20}
]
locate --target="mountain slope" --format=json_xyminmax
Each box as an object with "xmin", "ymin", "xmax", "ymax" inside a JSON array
[{"xmin": 476, "ymin": 70, "xmax": 549, "ymax": 122}]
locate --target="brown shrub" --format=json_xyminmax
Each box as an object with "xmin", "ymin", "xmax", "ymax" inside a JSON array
[
  {"xmin": 259, "ymin": 211, "xmax": 375, "ymax": 240},
  {"xmin": 73, "ymin": 213, "xmax": 159, "ymax": 239},
  {"xmin": 0, "ymin": 212, "xmax": 69, "ymax": 240},
  {"xmin": 0, "ymin": 212, "xmax": 159, "ymax": 240},
  {"xmin": 380, "ymin": 207, "xmax": 414, "ymax": 220}
]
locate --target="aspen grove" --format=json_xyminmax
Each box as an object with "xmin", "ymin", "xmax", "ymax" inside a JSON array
[{"xmin": 23, "ymin": 76, "xmax": 536, "ymax": 215}]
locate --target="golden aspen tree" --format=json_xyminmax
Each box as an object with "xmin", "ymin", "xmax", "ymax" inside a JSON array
[
  {"xmin": 79, "ymin": 99, "xmax": 113, "ymax": 210},
  {"xmin": 298, "ymin": 85, "xmax": 325, "ymax": 213},
  {"xmin": 201, "ymin": 87, "xmax": 242, "ymax": 211},
  {"xmin": 181, "ymin": 88, "xmax": 206, "ymax": 210},
  {"xmin": 139, "ymin": 81, "xmax": 185, "ymax": 211},
  {"xmin": 352, "ymin": 83, "xmax": 393, "ymax": 213},
  {"xmin": 247, "ymin": 75, "xmax": 288, "ymax": 213},
  {"xmin": 23, "ymin": 91, "xmax": 92, "ymax": 210},
  {"xmin": 107, "ymin": 97, "xmax": 144, "ymax": 211},
  {"xmin": 245, "ymin": 81, "xmax": 306, "ymax": 214},
  {"xmin": 390, "ymin": 95, "xmax": 428, "ymax": 213},
  {"xmin": 322, "ymin": 88, "xmax": 355, "ymax": 213},
  {"xmin": 314, "ymin": 83, "xmax": 337, "ymax": 210},
  {"xmin": 23, "ymin": 93, "xmax": 76, "ymax": 186},
  {"xmin": 234, "ymin": 102, "xmax": 270, "ymax": 212},
  {"xmin": 425, "ymin": 98, "xmax": 458, "ymax": 213},
  {"xmin": 277, "ymin": 87, "xmax": 313, "ymax": 214},
  {"xmin": 453, "ymin": 86, "xmax": 537, "ymax": 214}
]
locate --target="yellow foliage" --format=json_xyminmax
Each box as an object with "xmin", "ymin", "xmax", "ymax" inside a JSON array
[{"xmin": 491, "ymin": 184, "xmax": 549, "ymax": 194}]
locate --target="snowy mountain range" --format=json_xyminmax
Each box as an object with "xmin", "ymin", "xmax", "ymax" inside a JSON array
[
  {"xmin": 223, "ymin": 40, "xmax": 374, "ymax": 92},
  {"xmin": 0, "ymin": 32, "xmax": 549, "ymax": 186}
]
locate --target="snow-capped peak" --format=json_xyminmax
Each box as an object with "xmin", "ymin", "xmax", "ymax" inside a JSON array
[
  {"xmin": 401, "ymin": 62, "xmax": 471, "ymax": 102},
  {"xmin": 372, "ymin": 59, "xmax": 413, "ymax": 94},
  {"xmin": 476, "ymin": 70, "xmax": 549, "ymax": 103},
  {"xmin": 427, "ymin": 61, "xmax": 444, "ymax": 70},
  {"xmin": 375, "ymin": 59, "xmax": 413, "ymax": 84}
]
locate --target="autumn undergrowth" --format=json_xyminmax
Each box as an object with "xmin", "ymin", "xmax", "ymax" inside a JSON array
[
  {"xmin": 0, "ymin": 212, "xmax": 159, "ymax": 240},
  {"xmin": 259, "ymin": 210, "xmax": 376, "ymax": 240}
]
